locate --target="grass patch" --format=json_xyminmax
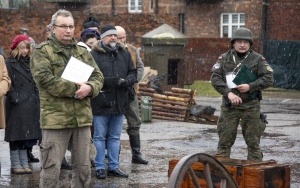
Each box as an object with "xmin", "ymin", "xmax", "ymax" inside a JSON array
[
  {"xmin": 185, "ymin": 80, "xmax": 300, "ymax": 99},
  {"xmin": 184, "ymin": 80, "xmax": 221, "ymax": 97}
]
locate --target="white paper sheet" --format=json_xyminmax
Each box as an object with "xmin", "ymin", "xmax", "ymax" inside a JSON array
[
  {"xmin": 226, "ymin": 72, "xmax": 237, "ymax": 88},
  {"xmin": 61, "ymin": 56, "xmax": 94, "ymax": 83}
]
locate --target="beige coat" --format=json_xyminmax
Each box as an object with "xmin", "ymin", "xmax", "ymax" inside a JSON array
[{"xmin": 0, "ymin": 55, "xmax": 11, "ymax": 129}]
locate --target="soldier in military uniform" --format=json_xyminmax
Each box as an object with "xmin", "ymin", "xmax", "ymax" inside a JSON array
[
  {"xmin": 30, "ymin": 9, "xmax": 103, "ymax": 187},
  {"xmin": 211, "ymin": 27, "xmax": 274, "ymax": 161}
]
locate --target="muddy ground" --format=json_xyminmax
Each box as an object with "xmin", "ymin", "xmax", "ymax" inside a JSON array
[{"xmin": 0, "ymin": 96, "xmax": 300, "ymax": 188}]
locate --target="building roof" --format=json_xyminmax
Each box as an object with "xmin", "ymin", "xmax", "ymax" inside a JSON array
[{"xmin": 142, "ymin": 24, "xmax": 187, "ymax": 45}]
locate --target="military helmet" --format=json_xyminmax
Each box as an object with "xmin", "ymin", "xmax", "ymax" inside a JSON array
[{"xmin": 230, "ymin": 27, "xmax": 253, "ymax": 45}]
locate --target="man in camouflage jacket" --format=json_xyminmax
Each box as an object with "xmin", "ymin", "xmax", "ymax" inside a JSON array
[
  {"xmin": 211, "ymin": 28, "xmax": 273, "ymax": 161},
  {"xmin": 30, "ymin": 9, "xmax": 103, "ymax": 188}
]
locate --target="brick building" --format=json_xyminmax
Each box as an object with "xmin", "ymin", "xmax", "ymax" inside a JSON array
[{"xmin": 0, "ymin": 0, "xmax": 299, "ymax": 87}]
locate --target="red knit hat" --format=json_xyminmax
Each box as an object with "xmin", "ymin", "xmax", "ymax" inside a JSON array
[{"xmin": 10, "ymin": 35, "xmax": 30, "ymax": 50}]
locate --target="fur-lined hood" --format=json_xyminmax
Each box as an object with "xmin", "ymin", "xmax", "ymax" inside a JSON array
[{"xmin": 91, "ymin": 40, "xmax": 126, "ymax": 54}]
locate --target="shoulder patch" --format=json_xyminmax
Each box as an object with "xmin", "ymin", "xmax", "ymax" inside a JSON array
[
  {"xmin": 266, "ymin": 65, "xmax": 273, "ymax": 72},
  {"xmin": 218, "ymin": 56, "xmax": 223, "ymax": 60},
  {"xmin": 213, "ymin": 63, "xmax": 220, "ymax": 69}
]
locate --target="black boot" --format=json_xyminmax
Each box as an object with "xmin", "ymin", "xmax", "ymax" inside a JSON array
[
  {"xmin": 129, "ymin": 134, "xmax": 148, "ymax": 165},
  {"xmin": 27, "ymin": 147, "xmax": 39, "ymax": 163},
  {"xmin": 61, "ymin": 157, "xmax": 73, "ymax": 170}
]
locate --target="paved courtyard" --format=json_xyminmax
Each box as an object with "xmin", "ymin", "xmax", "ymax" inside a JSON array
[{"xmin": 0, "ymin": 96, "xmax": 300, "ymax": 187}]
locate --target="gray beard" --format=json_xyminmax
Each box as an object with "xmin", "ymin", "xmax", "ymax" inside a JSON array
[{"xmin": 109, "ymin": 42, "xmax": 117, "ymax": 48}]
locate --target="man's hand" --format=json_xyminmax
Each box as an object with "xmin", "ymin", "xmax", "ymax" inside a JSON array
[
  {"xmin": 227, "ymin": 92, "xmax": 242, "ymax": 106},
  {"xmin": 236, "ymin": 84, "xmax": 250, "ymax": 93},
  {"xmin": 74, "ymin": 83, "xmax": 92, "ymax": 100}
]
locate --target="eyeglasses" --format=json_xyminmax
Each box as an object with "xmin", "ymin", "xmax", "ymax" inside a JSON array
[{"xmin": 54, "ymin": 25, "xmax": 75, "ymax": 30}]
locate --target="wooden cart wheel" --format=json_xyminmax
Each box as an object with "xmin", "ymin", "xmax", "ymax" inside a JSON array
[{"xmin": 168, "ymin": 153, "xmax": 238, "ymax": 188}]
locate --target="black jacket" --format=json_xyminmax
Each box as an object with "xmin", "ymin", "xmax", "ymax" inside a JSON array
[
  {"xmin": 90, "ymin": 42, "xmax": 137, "ymax": 115},
  {"xmin": 5, "ymin": 56, "xmax": 41, "ymax": 142}
]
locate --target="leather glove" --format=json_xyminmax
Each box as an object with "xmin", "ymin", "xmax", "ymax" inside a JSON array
[
  {"xmin": 117, "ymin": 78, "xmax": 129, "ymax": 87},
  {"xmin": 104, "ymin": 77, "xmax": 119, "ymax": 87}
]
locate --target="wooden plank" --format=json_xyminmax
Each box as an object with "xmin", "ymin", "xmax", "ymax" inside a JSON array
[
  {"xmin": 138, "ymin": 95, "xmax": 187, "ymax": 105},
  {"xmin": 139, "ymin": 82, "xmax": 149, "ymax": 87},
  {"xmin": 139, "ymin": 87, "xmax": 156, "ymax": 93},
  {"xmin": 152, "ymin": 114, "xmax": 185, "ymax": 121},
  {"xmin": 258, "ymin": 170, "xmax": 265, "ymax": 188},
  {"xmin": 243, "ymin": 167, "xmax": 260, "ymax": 187},
  {"xmin": 152, "ymin": 102, "xmax": 188, "ymax": 110},
  {"xmin": 152, "ymin": 111, "xmax": 186, "ymax": 118},
  {"xmin": 171, "ymin": 87, "xmax": 193, "ymax": 94},
  {"xmin": 153, "ymin": 93, "xmax": 190, "ymax": 102},
  {"xmin": 164, "ymin": 91, "xmax": 191, "ymax": 99},
  {"xmin": 152, "ymin": 97, "xmax": 188, "ymax": 106}
]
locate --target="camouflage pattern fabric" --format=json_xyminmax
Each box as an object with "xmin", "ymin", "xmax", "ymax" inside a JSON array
[
  {"xmin": 211, "ymin": 49, "xmax": 274, "ymax": 161},
  {"xmin": 217, "ymin": 100, "xmax": 263, "ymax": 161},
  {"xmin": 30, "ymin": 35, "xmax": 104, "ymax": 129},
  {"xmin": 211, "ymin": 49, "xmax": 273, "ymax": 98}
]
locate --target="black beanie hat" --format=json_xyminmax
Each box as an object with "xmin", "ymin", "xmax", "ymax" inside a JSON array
[
  {"xmin": 83, "ymin": 16, "xmax": 100, "ymax": 29},
  {"xmin": 80, "ymin": 29, "xmax": 101, "ymax": 40},
  {"xmin": 100, "ymin": 25, "xmax": 117, "ymax": 39}
]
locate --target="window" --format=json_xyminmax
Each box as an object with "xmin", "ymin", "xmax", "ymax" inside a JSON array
[
  {"xmin": 128, "ymin": 0, "xmax": 142, "ymax": 13},
  {"xmin": 150, "ymin": 0, "xmax": 155, "ymax": 10},
  {"xmin": 0, "ymin": 0, "xmax": 29, "ymax": 9},
  {"xmin": 221, "ymin": 13, "xmax": 245, "ymax": 38}
]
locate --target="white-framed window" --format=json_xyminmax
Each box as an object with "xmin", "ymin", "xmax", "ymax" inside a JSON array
[
  {"xmin": 221, "ymin": 13, "xmax": 245, "ymax": 38},
  {"xmin": 0, "ymin": 0, "xmax": 29, "ymax": 9},
  {"xmin": 128, "ymin": 0, "xmax": 142, "ymax": 13}
]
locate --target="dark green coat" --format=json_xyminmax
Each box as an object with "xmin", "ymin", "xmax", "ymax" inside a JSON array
[{"xmin": 30, "ymin": 35, "xmax": 104, "ymax": 129}]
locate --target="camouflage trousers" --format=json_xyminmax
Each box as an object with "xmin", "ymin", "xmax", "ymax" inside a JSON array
[
  {"xmin": 40, "ymin": 127, "xmax": 91, "ymax": 188},
  {"xmin": 124, "ymin": 95, "xmax": 142, "ymax": 136},
  {"xmin": 216, "ymin": 100, "xmax": 265, "ymax": 161}
]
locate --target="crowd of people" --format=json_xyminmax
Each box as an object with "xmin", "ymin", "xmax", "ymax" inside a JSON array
[
  {"xmin": 0, "ymin": 8, "xmax": 274, "ymax": 188},
  {"xmin": 0, "ymin": 9, "xmax": 149, "ymax": 188}
]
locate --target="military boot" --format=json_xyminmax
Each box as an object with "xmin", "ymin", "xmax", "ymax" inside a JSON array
[
  {"xmin": 61, "ymin": 157, "xmax": 73, "ymax": 170},
  {"xmin": 129, "ymin": 134, "xmax": 148, "ymax": 164},
  {"xmin": 247, "ymin": 147, "xmax": 263, "ymax": 161}
]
